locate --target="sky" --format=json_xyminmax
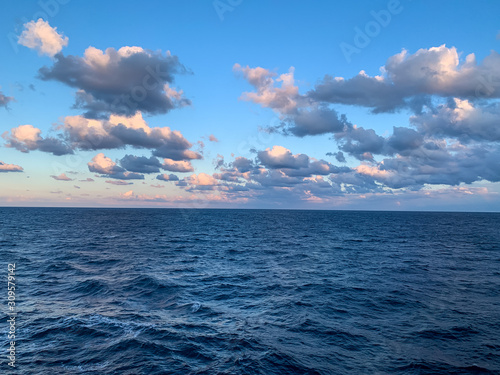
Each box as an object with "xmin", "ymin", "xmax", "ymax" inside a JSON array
[{"xmin": 1, "ymin": 0, "xmax": 500, "ymax": 211}]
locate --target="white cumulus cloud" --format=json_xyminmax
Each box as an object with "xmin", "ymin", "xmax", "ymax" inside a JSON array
[{"xmin": 18, "ymin": 19, "xmax": 68, "ymax": 57}]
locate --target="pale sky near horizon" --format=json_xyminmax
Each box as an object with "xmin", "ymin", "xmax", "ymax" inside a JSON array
[{"xmin": 1, "ymin": 0, "xmax": 500, "ymax": 211}]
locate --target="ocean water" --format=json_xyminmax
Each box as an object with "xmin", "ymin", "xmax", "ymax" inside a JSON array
[{"xmin": 1, "ymin": 208, "xmax": 500, "ymax": 374}]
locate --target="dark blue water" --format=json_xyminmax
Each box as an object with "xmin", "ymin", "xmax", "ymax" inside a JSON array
[{"xmin": 1, "ymin": 208, "xmax": 499, "ymax": 374}]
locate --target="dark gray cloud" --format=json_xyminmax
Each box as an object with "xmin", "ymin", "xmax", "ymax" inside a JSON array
[
  {"xmin": 0, "ymin": 91, "xmax": 14, "ymax": 109},
  {"xmin": 119, "ymin": 155, "xmax": 161, "ymax": 173},
  {"xmin": 232, "ymin": 157, "xmax": 254, "ymax": 173},
  {"xmin": 328, "ymin": 141, "xmax": 500, "ymax": 191},
  {"xmin": 327, "ymin": 151, "xmax": 346, "ymax": 163},
  {"xmin": 308, "ymin": 73, "xmax": 408, "ymax": 113},
  {"xmin": 335, "ymin": 126, "xmax": 386, "ymax": 161},
  {"xmin": 157, "ymin": 173, "xmax": 179, "ymax": 181},
  {"xmin": 201, "ymin": 147, "xmax": 351, "ymax": 195},
  {"xmin": 410, "ymin": 99, "xmax": 500, "ymax": 143},
  {"xmin": 284, "ymin": 161, "xmax": 351, "ymax": 177},
  {"xmin": 386, "ymin": 127, "xmax": 424, "ymax": 154},
  {"xmin": 88, "ymin": 153, "xmax": 144, "ymax": 180},
  {"xmin": 308, "ymin": 46, "xmax": 500, "ymax": 113},
  {"xmin": 334, "ymin": 126, "xmax": 424, "ymax": 161},
  {"xmin": 268, "ymin": 107, "xmax": 351, "ymax": 137},
  {"xmin": 257, "ymin": 146, "xmax": 309, "ymax": 169},
  {"xmin": 39, "ymin": 46, "xmax": 190, "ymax": 118}
]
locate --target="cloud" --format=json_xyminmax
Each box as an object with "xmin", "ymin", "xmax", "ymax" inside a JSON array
[
  {"xmin": 209, "ymin": 134, "xmax": 219, "ymax": 142},
  {"xmin": 2, "ymin": 124, "xmax": 73, "ymax": 155},
  {"xmin": 327, "ymin": 151, "xmax": 346, "ymax": 163},
  {"xmin": 234, "ymin": 64, "xmax": 351, "ymax": 137},
  {"xmin": 18, "ymin": 19, "xmax": 68, "ymax": 57},
  {"xmin": 151, "ymin": 184, "xmax": 165, "ymax": 188},
  {"xmin": 237, "ymin": 46, "xmax": 500, "ymax": 142},
  {"xmin": 309, "ymin": 45, "xmax": 500, "ymax": 112},
  {"xmin": 174, "ymin": 146, "xmax": 352, "ymax": 204},
  {"xmin": 287, "ymin": 107, "xmax": 350, "ymax": 137},
  {"xmin": 234, "ymin": 64, "xmax": 301, "ymax": 114},
  {"xmin": 105, "ymin": 180, "xmax": 133, "ymax": 185},
  {"xmin": 0, "ymin": 161, "xmax": 23, "ymax": 172},
  {"xmin": 79, "ymin": 178, "xmax": 94, "ymax": 182},
  {"xmin": 39, "ymin": 46, "xmax": 189, "ymax": 117},
  {"xmin": 98, "ymin": 44, "xmax": 500, "ymax": 204},
  {"xmin": 61, "ymin": 112, "xmax": 201, "ymax": 160},
  {"xmin": 116, "ymin": 189, "xmax": 238, "ymax": 205},
  {"xmin": 410, "ymin": 98, "xmax": 500, "ymax": 142},
  {"xmin": 161, "ymin": 158, "xmax": 194, "ymax": 172},
  {"xmin": 172, "ymin": 134, "xmax": 500, "ymax": 203},
  {"xmin": 335, "ymin": 126, "xmax": 386, "ymax": 161},
  {"xmin": 119, "ymin": 154, "xmax": 161, "ymax": 173},
  {"xmin": 88, "ymin": 153, "xmax": 144, "ymax": 180},
  {"xmin": 2, "ymin": 113, "xmax": 201, "ymax": 167},
  {"xmin": 156, "ymin": 173, "xmax": 179, "ymax": 181},
  {"xmin": 0, "ymin": 91, "xmax": 15, "ymax": 109},
  {"xmin": 51, "ymin": 173, "xmax": 72, "ymax": 181},
  {"xmin": 329, "ymin": 136, "xmax": 500, "ymax": 190},
  {"xmin": 232, "ymin": 157, "xmax": 254, "ymax": 173},
  {"xmin": 257, "ymin": 146, "xmax": 309, "ymax": 169},
  {"xmin": 185, "ymin": 173, "xmax": 218, "ymax": 186}
]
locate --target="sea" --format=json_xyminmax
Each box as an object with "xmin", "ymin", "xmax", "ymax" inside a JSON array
[{"xmin": 1, "ymin": 208, "xmax": 499, "ymax": 374}]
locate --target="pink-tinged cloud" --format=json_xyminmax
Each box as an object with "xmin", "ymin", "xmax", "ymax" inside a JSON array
[
  {"xmin": 258, "ymin": 146, "xmax": 309, "ymax": 169},
  {"xmin": 51, "ymin": 173, "xmax": 73, "ymax": 181},
  {"xmin": 185, "ymin": 173, "xmax": 218, "ymax": 186},
  {"xmin": 59, "ymin": 112, "xmax": 201, "ymax": 161},
  {"xmin": 234, "ymin": 64, "xmax": 349, "ymax": 137},
  {"xmin": 162, "ymin": 158, "xmax": 194, "ymax": 172},
  {"xmin": 18, "ymin": 19, "xmax": 68, "ymax": 57},
  {"xmin": 88, "ymin": 153, "xmax": 144, "ymax": 180},
  {"xmin": 3, "ymin": 124, "xmax": 72, "ymax": 155},
  {"xmin": 233, "ymin": 64, "xmax": 300, "ymax": 114},
  {"xmin": 157, "ymin": 173, "xmax": 179, "ymax": 181},
  {"xmin": 0, "ymin": 161, "xmax": 23, "ymax": 172},
  {"xmin": 209, "ymin": 134, "xmax": 219, "ymax": 142},
  {"xmin": 105, "ymin": 180, "xmax": 133, "ymax": 185}
]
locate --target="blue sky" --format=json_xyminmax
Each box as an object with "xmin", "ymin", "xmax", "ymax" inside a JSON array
[{"xmin": 1, "ymin": 0, "xmax": 500, "ymax": 210}]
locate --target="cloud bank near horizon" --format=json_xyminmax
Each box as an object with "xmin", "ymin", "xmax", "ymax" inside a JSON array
[{"xmin": 3, "ymin": 19, "xmax": 500, "ymax": 207}]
